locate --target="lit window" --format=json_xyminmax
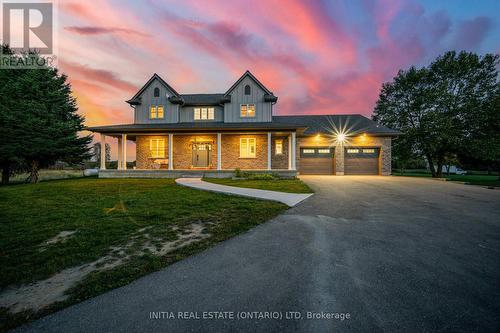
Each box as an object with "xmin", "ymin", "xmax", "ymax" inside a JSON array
[
  {"xmin": 157, "ymin": 106, "xmax": 164, "ymax": 118},
  {"xmin": 194, "ymin": 107, "xmax": 215, "ymax": 120},
  {"xmin": 240, "ymin": 104, "xmax": 255, "ymax": 117},
  {"xmin": 240, "ymin": 138, "xmax": 256, "ymax": 158},
  {"xmin": 275, "ymin": 139, "xmax": 283, "ymax": 155},
  {"xmin": 318, "ymin": 149, "xmax": 330, "ymax": 154},
  {"xmin": 150, "ymin": 139, "xmax": 165, "ymax": 158},
  {"xmin": 150, "ymin": 106, "xmax": 157, "ymax": 119},
  {"xmin": 347, "ymin": 149, "xmax": 359, "ymax": 153},
  {"xmin": 303, "ymin": 149, "xmax": 315, "ymax": 154},
  {"xmin": 150, "ymin": 105, "xmax": 164, "ymax": 119},
  {"xmin": 363, "ymin": 149, "xmax": 375, "ymax": 154}
]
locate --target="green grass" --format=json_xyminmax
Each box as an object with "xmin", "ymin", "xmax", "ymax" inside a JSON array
[
  {"xmin": 0, "ymin": 178, "xmax": 287, "ymax": 331},
  {"xmin": 203, "ymin": 178, "xmax": 314, "ymax": 193},
  {"xmin": 393, "ymin": 172, "xmax": 500, "ymax": 187}
]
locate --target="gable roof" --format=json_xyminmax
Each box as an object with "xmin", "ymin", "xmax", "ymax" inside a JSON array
[
  {"xmin": 126, "ymin": 73, "xmax": 180, "ymax": 105},
  {"xmin": 272, "ymin": 114, "xmax": 401, "ymax": 136},
  {"xmin": 224, "ymin": 70, "xmax": 274, "ymax": 96}
]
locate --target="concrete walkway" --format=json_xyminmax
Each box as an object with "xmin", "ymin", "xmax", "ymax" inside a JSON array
[{"xmin": 175, "ymin": 178, "xmax": 313, "ymax": 207}]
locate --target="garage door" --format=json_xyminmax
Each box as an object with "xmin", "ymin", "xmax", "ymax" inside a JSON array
[
  {"xmin": 344, "ymin": 148, "xmax": 380, "ymax": 175},
  {"xmin": 299, "ymin": 147, "xmax": 334, "ymax": 175}
]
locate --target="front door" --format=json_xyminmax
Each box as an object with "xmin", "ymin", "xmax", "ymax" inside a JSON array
[{"xmin": 192, "ymin": 143, "xmax": 211, "ymax": 167}]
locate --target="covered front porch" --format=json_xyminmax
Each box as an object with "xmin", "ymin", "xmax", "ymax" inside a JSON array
[{"xmin": 97, "ymin": 130, "xmax": 298, "ymax": 177}]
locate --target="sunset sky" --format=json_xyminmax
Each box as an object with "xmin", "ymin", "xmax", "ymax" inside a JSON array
[{"xmin": 55, "ymin": 0, "xmax": 500, "ymax": 159}]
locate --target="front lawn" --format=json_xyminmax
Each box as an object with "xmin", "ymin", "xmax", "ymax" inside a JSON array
[
  {"xmin": 393, "ymin": 172, "xmax": 500, "ymax": 187},
  {"xmin": 0, "ymin": 178, "xmax": 286, "ymax": 331},
  {"xmin": 204, "ymin": 178, "xmax": 314, "ymax": 193}
]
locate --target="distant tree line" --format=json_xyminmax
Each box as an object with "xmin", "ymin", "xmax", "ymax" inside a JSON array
[
  {"xmin": 0, "ymin": 45, "xmax": 91, "ymax": 184},
  {"xmin": 373, "ymin": 51, "xmax": 500, "ymax": 177}
]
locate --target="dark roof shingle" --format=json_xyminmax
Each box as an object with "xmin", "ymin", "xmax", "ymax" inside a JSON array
[{"xmin": 272, "ymin": 115, "xmax": 400, "ymax": 136}]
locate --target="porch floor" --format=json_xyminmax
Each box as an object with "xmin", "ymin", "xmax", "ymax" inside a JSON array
[{"xmin": 98, "ymin": 169, "xmax": 298, "ymax": 179}]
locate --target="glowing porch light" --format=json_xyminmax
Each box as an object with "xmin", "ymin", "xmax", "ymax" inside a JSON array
[{"xmin": 336, "ymin": 133, "xmax": 346, "ymax": 143}]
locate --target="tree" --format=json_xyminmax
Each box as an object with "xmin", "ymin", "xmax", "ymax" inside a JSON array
[
  {"xmin": 0, "ymin": 45, "xmax": 92, "ymax": 183},
  {"xmin": 92, "ymin": 142, "xmax": 111, "ymax": 167},
  {"xmin": 373, "ymin": 51, "xmax": 499, "ymax": 177}
]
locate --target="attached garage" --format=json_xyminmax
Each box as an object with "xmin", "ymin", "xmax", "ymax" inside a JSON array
[
  {"xmin": 299, "ymin": 147, "xmax": 334, "ymax": 175},
  {"xmin": 344, "ymin": 148, "xmax": 380, "ymax": 175}
]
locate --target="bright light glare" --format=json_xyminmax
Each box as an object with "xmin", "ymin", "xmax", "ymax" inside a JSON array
[{"xmin": 337, "ymin": 133, "xmax": 346, "ymax": 142}]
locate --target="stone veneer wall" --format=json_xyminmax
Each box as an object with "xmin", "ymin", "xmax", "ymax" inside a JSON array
[
  {"xmin": 221, "ymin": 134, "xmax": 268, "ymax": 169},
  {"xmin": 271, "ymin": 136, "xmax": 289, "ymax": 170},
  {"xmin": 173, "ymin": 134, "xmax": 218, "ymax": 169},
  {"xmin": 136, "ymin": 135, "xmax": 169, "ymax": 169},
  {"xmin": 297, "ymin": 135, "xmax": 392, "ymax": 175}
]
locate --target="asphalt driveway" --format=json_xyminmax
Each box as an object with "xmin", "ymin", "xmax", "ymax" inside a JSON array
[{"xmin": 14, "ymin": 176, "xmax": 500, "ymax": 332}]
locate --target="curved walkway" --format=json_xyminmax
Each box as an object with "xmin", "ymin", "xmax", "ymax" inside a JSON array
[{"xmin": 175, "ymin": 178, "xmax": 313, "ymax": 207}]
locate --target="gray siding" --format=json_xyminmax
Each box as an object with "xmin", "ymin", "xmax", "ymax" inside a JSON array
[
  {"xmin": 179, "ymin": 106, "xmax": 224, "ymax": 122},
  {"xmin": 224, "ymin": 76, "xmax": 272, "ymax": 123},
  {"xmin": 134, "ymin": 78, "xmax": 179, "ymax": 124}
]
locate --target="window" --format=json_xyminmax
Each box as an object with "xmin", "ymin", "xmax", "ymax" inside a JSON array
[
  {"xmin": 244, "ymin": 84, "xmax": 251, "ymax": 95},
  {"xmin": 303, "ymin": 149, "xmax": 315, "ymax": 154},
  {"xmin": 194, "ymin": 107, "xmax": 215, "ymax": 120},
  {"xmin": 347, "ymin": 149, "xmax": 359, "ymax": 154},
  {"xmin": 240, "ymin": 138, "xmax": 256, "ymax": 158},
  {"xmin": 157, "ymin": 106, "xmax": 164, "ymax": 118},
  {"xmin": 150, "ymin": 105, "xmax": 164, "ymax": 119},
  {"xmin": 275, "ymin": 139, "xmax": 283, "ymax": 155},
  {"xmin": 240, "ymin": 104, "xmax": 255, "ymax": 117},
  {"xmin": 318, "ymin": 149, "xmax": 330, "ymax": 154},
  {"xmin": 153, "ymin": 87, "xmax": 160, "ymax": 97},
  {"xmin": 363, "ymin": 149, "xmax": 375, "ymax": 154},
  {"xmin": 150, "ymin": 139, "xmax": 165, "ymax": 158}
]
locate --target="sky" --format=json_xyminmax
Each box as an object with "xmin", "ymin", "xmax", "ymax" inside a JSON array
[{"xmin": 53, "ymin": 0, "xmax": 500, "ymax": 159}]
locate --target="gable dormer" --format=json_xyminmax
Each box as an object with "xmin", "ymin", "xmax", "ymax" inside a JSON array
[
  {"xmin": 127, "ymin": 74, "xmax": 183, "ymax": 124},
  {"xmin": 223, "ymin": 71, "xmax": 278, "ymax": 123}
]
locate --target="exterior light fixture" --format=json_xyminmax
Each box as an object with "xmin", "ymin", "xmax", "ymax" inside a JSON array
[{"xmin": 337, "ymin": 133, "xmax": 346, "ymax": 143}]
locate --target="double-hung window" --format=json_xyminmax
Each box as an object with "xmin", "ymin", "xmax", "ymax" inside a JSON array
[
  {"xmin": 150, "ymin": 139, "xmax": 165, "ymax": 158},
  {"xmin": 194, "ymin": 107, "xmax": 215, "ymax": 120},
  {"xmin": 240, "ymin": 104, "xmax": 255, "ymax": 118},
  {"xmin": 150, "ymin": 105, "xmax": 164, "ymax": 119},
  {"xmin": 275, "ymin": 139, "xmax": 283, "ymax": 155},
  {"xmin": 240, "ymin": 138, "xmax": 256, "ymax": 158}
]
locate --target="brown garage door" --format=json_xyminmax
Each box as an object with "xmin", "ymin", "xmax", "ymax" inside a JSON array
[
  {"xmin": 299, "ymin": 147, "xmax": 334, "ymax": 175},
  {"xmin": 344, "ymin": 148, "xmax": 380, "ymax": 175}
]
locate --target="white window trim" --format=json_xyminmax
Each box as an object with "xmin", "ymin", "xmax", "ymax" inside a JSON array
[
  {"xmin": 194, "ymin": 107, "xmax": 215, "ymax": 121},
  {"xmin": 150, "ymin": 139, "xmax": 165, "ymax": 158},
  {"xmin": 240, "ymin": 104, "xmax": 256, "ymax": 118},
  {"xmin": 275, "ymin": 139, "xmax": 283, "ymax": 155},
  {"xmin": 240, "ymin": 137, "xmax": 256, "ymax": 158}
]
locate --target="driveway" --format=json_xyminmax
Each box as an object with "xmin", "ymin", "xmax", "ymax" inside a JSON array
[{"xmin": 14, "ymin": 176, "xmax": 500, "ymax": 332}]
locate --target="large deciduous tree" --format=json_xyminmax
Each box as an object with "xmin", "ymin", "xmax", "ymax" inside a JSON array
[
  {"xmin": 373, "ymin": 51, "xmax": 499, "ymax": 177},
  {"xmin": 0, "ymin": 45, "xmax": 92, "ymax": 184}
]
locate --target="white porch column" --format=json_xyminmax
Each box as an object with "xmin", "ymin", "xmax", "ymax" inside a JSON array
[
  {"xmin": 117, "ymin": 137, "xmax": 123, "ymax": 170},
  {"xmin": 267, "ymin": 132, "xmax": 272, "ymax": 170},
  {"xmin": 288, "ymin": 133, "xmax": 292, "ymax": 170},
  {"xmin": 122, "ymin": 134, "xmax": 127, "ymax": 170},
  {"xmin": 168, "ymin": 133, "xmax": 173, "ymax": 170},
  {"xmin": 291, "ymin": 132, "xmax": 296, "ymax": 170},
  {"xmin": 100, "ymin": 134, "xmax": 106, "ymax": 170},
  {"xmin": 217, "ymin": 133, "xmax": 222, "ymax": 170}
]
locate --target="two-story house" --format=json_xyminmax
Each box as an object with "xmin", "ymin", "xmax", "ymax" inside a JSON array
[{"xmin": 89, "ymin": 71, "xmax": 399, "ymax": 177}]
